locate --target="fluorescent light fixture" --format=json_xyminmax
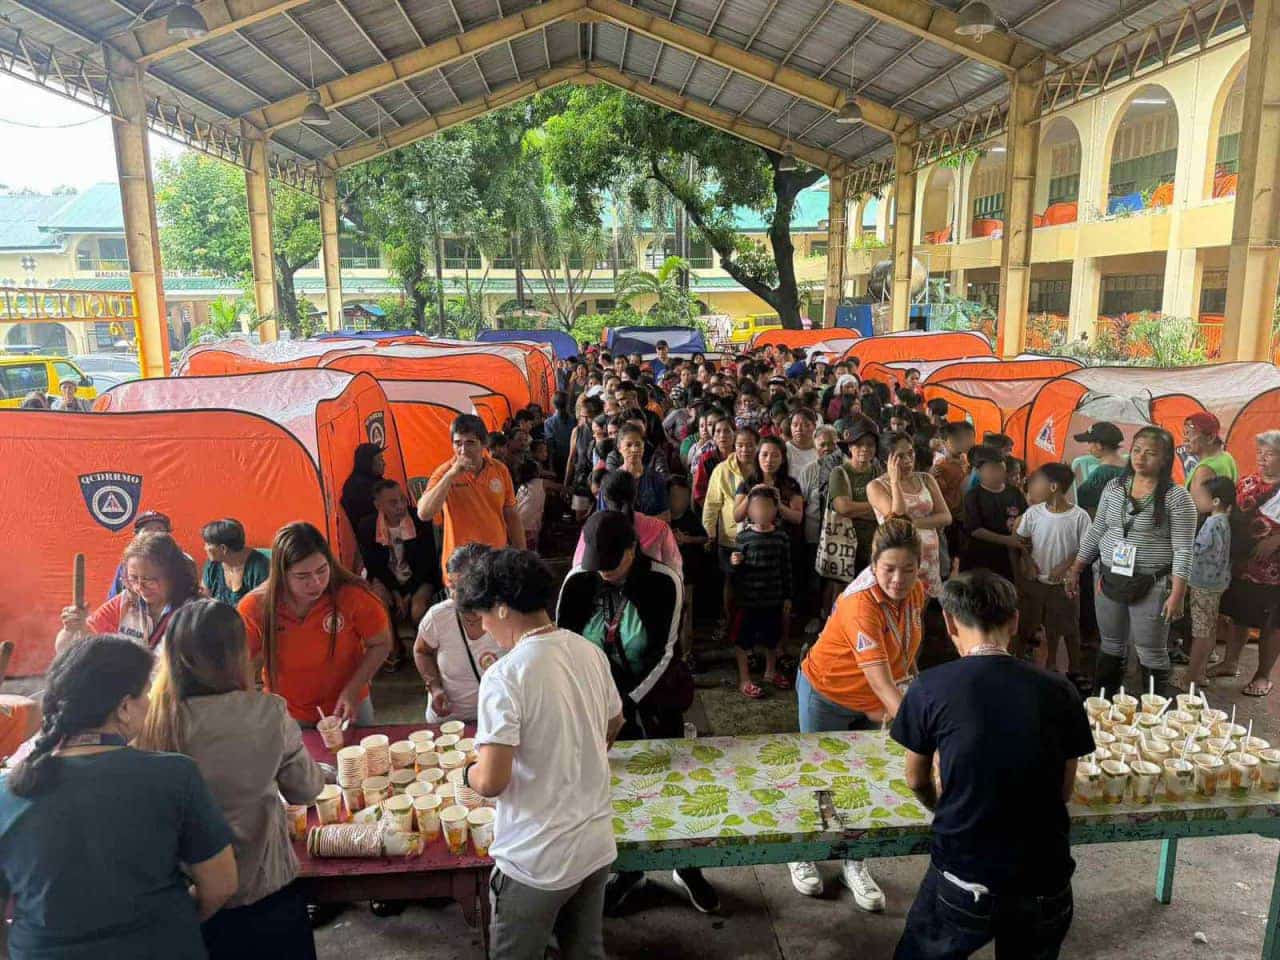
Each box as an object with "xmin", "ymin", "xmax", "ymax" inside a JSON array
[{"xmin": 1131, "ymin": 98, "xmax": 1170, "ymax": 105}]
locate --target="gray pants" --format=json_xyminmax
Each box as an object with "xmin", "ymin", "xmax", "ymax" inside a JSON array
[
  {"xmin": 489, "ymin": 864, "xmax": 609, "ymax": 960},
  {"xmin": 1094, "ymin": 575, "xmax": 1172, "ymax": 670}
]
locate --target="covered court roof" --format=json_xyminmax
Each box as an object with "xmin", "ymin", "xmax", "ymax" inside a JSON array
[{"xmin": 0, "ymin": 0, "xmax": 1250, "ymax": 193}]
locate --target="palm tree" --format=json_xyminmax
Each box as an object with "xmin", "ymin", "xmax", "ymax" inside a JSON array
[{"xmin": 615, "ymin": 256, "xmax": 699, "ymax": 326}]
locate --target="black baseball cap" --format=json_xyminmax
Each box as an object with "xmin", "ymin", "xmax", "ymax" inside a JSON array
[
  {"xmin": 1073, "ymin": 422, "xmax": 1124, "ymax": 447},
  {"xmin": 846, "ymin": 416, "xmax": 880, "ymax": 446},
  {"xmin": 580, "ymin": 511, "xmax": 637, "ymax": 573}
]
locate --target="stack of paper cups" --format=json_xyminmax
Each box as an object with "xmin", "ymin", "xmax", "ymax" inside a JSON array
[
  {"xmin": 438, "ymin": 750, "xmax": 466, "ymax": 772},
  {"xmin": 389, "ymin": 769, "xmax": 416, "ymax": 795},
  {"xmin": 336, "ymin": 746, "xmax": 369, "ymax": 812},
  {"xmin": 434, "ymin": 734, "xmax": 460, "ymax": 754},
  {"xmin": 448, "ymin": 767, "xmax": 483, "ymax": 810},
  {"xmin": 389, "ymin": 740, "xmax": 416, "ymax": 770},
  {"xmin": 408, "ymin": 729, "xmax": 436, "ymax": 749},
  {"xmin": 360, "ymin": 734, "xmax": 391, "ymax": 776},
  {"xmin": 415, "ymin": 749, "xmax": 439, "ymax": 774},
  {"xmin": 440, "ymin": 720, "xmax": 465, "ymax": 736}
]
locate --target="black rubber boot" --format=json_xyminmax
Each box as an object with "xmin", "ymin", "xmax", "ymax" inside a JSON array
[
  {"xmin": 1094, "ymin": 652, "xmax": 1126, "ymax": 699},
  {"xmin": 1142, "ymin": 665, "xmax": 1176, "ymax": 701}
]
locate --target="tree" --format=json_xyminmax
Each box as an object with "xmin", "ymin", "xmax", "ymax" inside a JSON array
[
  {"xmin": 540, "ymin": 86, "xmax": 825, "ymax": 328},
  {"xmin": 154, "ymin": 153, "xmax": 320, "ymax": 332},
  {"xmin": 615, "ymin": 256, "xmax": 699, "ymax": 326}
]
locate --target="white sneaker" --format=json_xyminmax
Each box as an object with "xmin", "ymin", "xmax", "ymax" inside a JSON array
[
  {"xmin": 788, "ymin": 861, "xmax": 823, "ymax": 897},
  {"xmin": 840, "ymin": 860, "xmax": 885, "ymax": 912}
]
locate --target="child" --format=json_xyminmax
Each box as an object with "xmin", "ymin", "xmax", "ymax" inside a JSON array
[
  {"xmin": 669, "ymin": 476, "xmax": 710, "ymax": 667},
  {"xmin": 1016, "ymin": 463, "xmax": 1092, "ymax": 685},
  {"xmin": 514, "ymin": 459, "xmax": 545, "ymax": 552},
  {"xmin": 961, "ymin": 444, "xmax": 1027, "ymax": 582},
  {"xmin": 1005, "ymin": 455, "xmax": 1026, "ymax": 494},
  {"xmin": 931, "ymin": 421, "xmax": 975, "ymax": 576},
  {"xmin": 729, "ymin": 486, "xmax": 792, "ymax": 699},
  {"xmin": 588, "ymin": 467, "xmax": 608, "ymax": 513},
  {"xmin": 1182, "ymin": 475, "xmax": 1235, "ymax": 691}
]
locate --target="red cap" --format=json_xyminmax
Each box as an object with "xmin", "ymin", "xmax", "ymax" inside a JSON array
[{"xmin": 1185, "ymin": 412, "xmax": 1221, "ymax": 438}]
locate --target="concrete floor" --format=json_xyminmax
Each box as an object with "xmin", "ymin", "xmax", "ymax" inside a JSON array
[{"xmin": 322, "ymin": 639, "xmax": 1280, "ymax": 960}]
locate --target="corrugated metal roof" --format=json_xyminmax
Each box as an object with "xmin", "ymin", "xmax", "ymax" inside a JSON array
[
  {"xmin": 42, "ymin": 184, "xmax": 123, "ymax": 235},
  {"xmin": 0, "ymin": 195, "xmax": 69, "ymax": 251}
]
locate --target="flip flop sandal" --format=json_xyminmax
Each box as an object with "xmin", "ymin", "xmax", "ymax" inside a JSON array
[
  {"xmin": 768, "ymin": 672, "xmax": 793, "ymax": 691},
  {"xmin": 1206, "ymin": 664, "xmax": 1240, "ymax": 681},
  {"xmin": 740, "ymin": 681, "xmax": 765, "ymax": 700},
  {"xmin": 1243, "ymin": 679, "xmax": 1274, "ymax": 697}
]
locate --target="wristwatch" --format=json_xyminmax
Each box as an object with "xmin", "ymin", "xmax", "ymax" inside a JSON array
[{"xmin": 462, "ymin": 761, "xmax": 475, "ymax": 788}]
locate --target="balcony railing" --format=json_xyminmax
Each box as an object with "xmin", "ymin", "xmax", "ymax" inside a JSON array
[
  {"xmin": 443, "ymin": 257, "xmax": 482, "ymax": 270},
  {"xmin": 340, "ymin": 256, "xmax": 381, "ymax": 269},
  {"xmin": 76, "ymin": 259, "xmax": 130, "ymax": 272}
]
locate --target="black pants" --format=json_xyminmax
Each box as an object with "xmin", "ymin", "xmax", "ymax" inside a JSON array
[
  {"xmin": 202, "ymin": 881, "xmax": 317, "ymax": 960},
  {"xmin": 894, "ymin": 866, "xmax": 1073, "ymax": 960}
]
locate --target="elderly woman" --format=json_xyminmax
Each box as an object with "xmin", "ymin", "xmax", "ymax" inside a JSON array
[
  {"xmin": 825, "ymin": 374, "xmax": 861, "ymax": 423},
  {"xmin": 58, "ymin": 531, "xmax": 200, "ymax": 653},
  {"xmin": 413, "ymin": 545, "xmax": 506, "ymax": 724},
  {"xmin": 1210, "ymin": 430, "xmax": 1280, "ymax": 696},
  {"xmin": 1183, "ymin": 412, "xmax": 1238, "ymax": 503},
  {"xmin": 1067, "ymin": 427, "xmax": 1197, "ymax": 699}
]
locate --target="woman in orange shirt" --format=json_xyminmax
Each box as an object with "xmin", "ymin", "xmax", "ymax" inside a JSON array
[
  {"xmin": 789, "ymin": 518, "xmax": 926, "ymax": 907},
  {"xmin": 238, "ymin": 523, "xmax": 391, "ymax": 726}
]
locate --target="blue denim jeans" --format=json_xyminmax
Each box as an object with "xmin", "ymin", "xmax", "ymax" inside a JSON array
[
  {"xmin": 894, "ymin": 865, "xmax": 1073, "ymax": 960},
  {"xmin": 796, "ymin": 669, "xmax": 874, "ymax": 733}
]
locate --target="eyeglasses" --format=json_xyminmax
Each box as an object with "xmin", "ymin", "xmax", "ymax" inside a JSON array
[{"xmin": 125, "ymin": 575, "xmax": 160, "ymax": 588}]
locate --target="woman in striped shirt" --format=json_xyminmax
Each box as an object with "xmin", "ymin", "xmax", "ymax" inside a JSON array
[{"xmin": 1067, "ymin": 427, "xmax": 1196, "ymax": 698}]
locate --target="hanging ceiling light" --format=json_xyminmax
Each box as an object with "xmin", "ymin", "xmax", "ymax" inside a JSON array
[
  {"xmin": 165, "ymin": 0, "xmax": 209, "ymax": 39},
  {"xmin": 835, "ymin": 44, "xmax": 862, "ymax": 125},
  {"xmin": 955, "ymin": 2, "xmax": 997, "ymax": 40},
  {"xmin": 300, "ymin": 40, "xmax": 330, "ymax": 126},
  {"xmin": 301, "ymin": 90, "xmax": 331, "ymax": 125},
  {"xmin": 778, "ymin": 146, "xmax": 799, "ymax": 172}
]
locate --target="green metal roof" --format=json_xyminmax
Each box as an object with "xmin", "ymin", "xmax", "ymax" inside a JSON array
[
  {"xmin": 732, "ymin": 184, "xmax": 830, "ymax": 233},
  {"xmin": 0, "ymin": 195, "xmax": 69, "ymax": 251},
  {"xmin": 42, "ymin": 183, "xmax": 124, "ymax": 235}
]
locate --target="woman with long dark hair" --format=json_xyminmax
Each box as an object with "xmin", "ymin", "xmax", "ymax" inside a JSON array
[
  {"xmin": 1067, "ymin": 426, "xmax": 1196, "ymax": 698},
  {"xmin": 0, "ymin": 636, "xmax": 237, "ymax": 958},
  {"xmin": 237, "ymin": 522, "xmax": 391, "ymax": 724},
  {"xmin": 340, "ymin": 442, "xmax": 386, "ymax": 534},
  {"xmin": 57, "ymin": 530, "xmax": 200, "ymax": 654},
  {"xmin": 139, "ymin": 600, "xmax": 324, "ymax": 959}
]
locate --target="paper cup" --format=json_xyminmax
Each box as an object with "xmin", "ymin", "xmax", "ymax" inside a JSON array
[
  {"xmin": 1200, "ymin": 708, "xmax": 1228, "ymax": 727},
  {"xmin": 440, "ymin": 720, "xmax": 465, "ymax": 736},
  {"xmin": 389, "ymin": 769, "xmax": 417, "ymax": 794},
  {"xmin": 467, "ymin": 807, "xmax": 495, "ymax": 857},
  {"xmin": 1257, "ymin": 749, "xmax": 1280, "ymax": 791},
  {"xmin": 1084, "ymin": 696, "xmax": 1110, "ymax": 721},
  {"xmin": 415, "ymin": 750, "xmax": 440, "ymax": 773},
  {"xmin": 439, "ymin": 749, "xmax": 466, "ymax": 771},
  {"xmin": 1193, "ymin": 754, "xmax": 1225, "ymax": 797},
  {"xmin": 315, "ymin": 785, "xmax": 343, "ymax": 824},
  {"xmin": 1111, "ymin": 742, "xmax": 1139, "ymax": 764},
  {"xmin": 408, "ymin": 729, "xmax": 435, "ymax": 747},
  {"xmin": 456, "ymin": 737, "xmax": 477, "ymax": 762},
  {"xmin": 405, "ymin": 781, "xmax": 432, "ymax": 800},
  {"xmin": 1151, "ymin": 726, "xmax": 1182, "ymax": 747},
  {"xmin": 340, "ymin": 785, "xmax": 365, "ymax": 814},
  {"xmin": 1091, "ymin": 747, "xmax": 1113, "ymax": 764},
  {"xmin": 413, "ymin": 793, "xmax": 442, "ymax": 839},
  {"xmin": 361, "ymin": 776, "xmax": 391, "ymax": 806},
  {"xmin": 1140, "ymin": 693, "xmax": 1168, "ymax": 717},
  {"xmin": 1205, "ymin": 738, "xmax": 1238, "ymax": 758},
  {"xmin": 1167, "ymin": 710, "xmax": 1195, "ymax": 730},
  {"xmin": 390, "ymin": 740, "xmax": 416, "ymax": 769},
  {"xmin": 284, "ymin": 803, "xmax": 308, "ymax": 840},
  {"xmin": 382, "ymin": 794, "xmax": 414, "ymax": 832},
  {"xmin": 1212, "ymin": 722, "xmax": 1248, "ymax": 741},
  {"xmin": 317, "ymin": 715, "xmax": 345, "ymax": 750},
  {"xmin": 434, "ymin": 782, "xmax": 455, "ymax": 801},
  {"xmin": 1136, "ymin": 713, "xmax": 1163, "ymax": 731},
  {"xmin": 1187, "ymin": 725, "xmax": 1213, "ymax": 744},
  {"xmin": 360, "ymin": 733, "xmax": 390, "ymax": 751},
  {"xmin": 440, "ymin": 804, "xmax": 470, "ymax": 854},
  {"xmin": 1111, "ymin": 724, "xmax": 1139, "ymax": 746},
  {"xmin": 1242, "ymin": 736, "xmax": 1272, "ymax": 757},
  {"xmin": 1163, "ymin": 758, "xmax": 1194, "ymax": 800},
  {"xmin": 335, "ymin": 746, "xmax": 368, "ymax": 786},
  {"xmin": 1129, "ymin": 760, "xmax": 1161, "ymax": 804},
  {"xmin": 1227, "ymin": 752, "xmax": 1260, "ymax": 793},
  {"xmin": 1112, "ymin": 693, "xmax": 1138, "ymax": 722},
  {"xmin": 1139, "ymin": 738, "xmax": 1172, "ymax": 765},
  {"xmin": 1175, "ymin": 693, "xmax": 1204, "ymax": 717},
  {"xmin": 417, "ymin": 767, "xmax": 446, "ymax": 786},
  {"xmin": 1100, "ymin": 759, "xmax": 1131, "ymax": 803},
  {"xmin": 1074, "ymin": 762, "xmax": 1103, "ymax": 805},
  {"xmin": 361, "ymin": 734, "xmax": 391, "ymax": 776},
  {"xmin": 435, "ymin": 733, "xmax": 461, "ymax": 753}
]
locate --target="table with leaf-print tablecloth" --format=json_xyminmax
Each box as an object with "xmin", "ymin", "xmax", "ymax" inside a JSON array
[{"xmin": 610, "ymin": 731, "xmax": 1280, "ymax": 960}]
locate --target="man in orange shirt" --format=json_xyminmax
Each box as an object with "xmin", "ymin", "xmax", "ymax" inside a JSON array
[{"xmin": 417, "ymin": 414, "xmax": 524, "ymax": 574}]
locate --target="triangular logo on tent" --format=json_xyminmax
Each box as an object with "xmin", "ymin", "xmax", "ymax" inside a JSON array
[
  {"xmin": 1034, "ymin": 416, "xmax": 1057, "ymax": 455},
  {"xmin": 79, "ymin": 472, "xmax": 142, "ymax": 532}
]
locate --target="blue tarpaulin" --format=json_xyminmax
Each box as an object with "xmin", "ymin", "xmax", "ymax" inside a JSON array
[
  {"xmin": 1107, "ymin": 193, "xmax": 1144, "ymax": 216},
  {"xmin": 606, "ymin": 325, "xmax": 706, "ymax": 357},
  {"xmin": 477, "ymin": 328, "xmax": 579, "ymax": 360}
]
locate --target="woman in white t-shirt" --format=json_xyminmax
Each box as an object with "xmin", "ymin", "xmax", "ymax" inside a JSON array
[
  {"xmin": 458, "ymin": 548, "xmax": 624, "ymax": 960},
  {"xmin": 412, "ymin": 545, "xmax": 506, "ymax": 723}
]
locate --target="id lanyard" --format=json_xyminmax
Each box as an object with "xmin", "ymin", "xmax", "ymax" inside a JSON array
[
  {"xmin": 877, "ymin": 600, "xmax": 915, "ymax": 680},
  {"xmin": 1112, "ymin": 481, "xmax": 1153, "ymax": 577}
]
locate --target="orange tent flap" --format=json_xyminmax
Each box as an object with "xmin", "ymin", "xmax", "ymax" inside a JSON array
[
  {"xmin": 926, "ymin": 358, "xmax": 1081, "ymax": 383},
  {"xmin": 180, "ymin": 340, "xmax": 368, "ymax": 375},
  {"xmin": 1150, "ymin": 395, "xmax": 1210, "ymax": 485},
  {"xmin": 1004, "ymin": 405, "xmax": 1031, "ymax": 459},
  {"xmin": 922, "ymin": 383, "xmax": 1003, "ymax": 440},
  {"xmin": 750, "ymin": 329, "xmax": 861, "ymax": 350},
  {"xmin": 842, "ymin": 331, "xmax": 994, "ymax": 367},
  {"xmin": 1225, "ymin": 386, "xmax": 1280, "ymax": 476},
  {"xmin": 858, "ymin": 361, "xmax": 900, "ymax": 385},
  {"xmin": 392, "ymin": 402, "xmax": 464, "ymax": 495},
  {"xmin": 0, "ymin": 410, "xmax": 329, "ymax": 676},
  {"xmin": 325, "ymin": 349, "xmax": 532, "ymax": 414},
  {"xmin": 1023, "ymin": 378, "xmax": 1089, "ymax": 471}
]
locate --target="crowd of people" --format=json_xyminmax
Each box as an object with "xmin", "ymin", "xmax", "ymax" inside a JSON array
[{"xmin": 3, "ymin": 334, "xmax": 1280, "ymax": 960}]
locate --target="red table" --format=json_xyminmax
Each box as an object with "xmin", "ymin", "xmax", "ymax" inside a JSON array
[{"xmin": 296, "ymin": 723, "xmax": 492, "ymax": 953}]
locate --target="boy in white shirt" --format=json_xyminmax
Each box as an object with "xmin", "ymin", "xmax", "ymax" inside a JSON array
[{"xmin": 1017, "ymin": 463, "xmax": 1092, "ymax": 692}]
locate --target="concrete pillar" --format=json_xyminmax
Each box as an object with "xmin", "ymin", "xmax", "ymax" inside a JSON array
[
  {"xmin": 891, "ymin": 133, "xmax": 918, "ymax": 332},
  {"xmin": 1223, "ymin": 0, "xmax": 1280, "ymax": 361},
  {"xmin": 105, "ymin": 47, "xmax": 169, "ymax": 377},
  {"xmin": 1161, "ymin": 248, "xmax": 1201, "ymax": 319},
  {"xmin": 241, "ymin": 121, "xmax": 278, "ymax": 341},
  {"xmin": 1068, "ymin": 256, "xmax": 1101, "ymax": 340},
  {"xmin": 824, "ymin": 173, "xmax": 849, "ymax": 328},
  {"xmin": 997, "ymin": 61, "xmax": 1045, "ymax": 358},
  {"xmin": 320, "ymin": 171, "xmax": 343, "ymax": 332}
]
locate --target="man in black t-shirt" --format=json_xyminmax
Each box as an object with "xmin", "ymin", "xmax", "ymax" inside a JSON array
[
  {"xmin": 961, "ymin": 445, "xmax": 1027, "ymax": 582},
  {"xmin": 890, "ymin": 570, "xmax": 1094, "ymax": 960}
]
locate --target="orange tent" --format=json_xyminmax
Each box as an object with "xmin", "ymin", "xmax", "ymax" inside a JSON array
[
  {"xmin": 179, "ymin": 339, "xmax": 371, "ymax": 375},
  {"xmin": 94, "ymin": 369, "xmax": 406, "ymax": 568},
  {"xmin": 841, "ymin": 330, "xmax": 994, "ymax": 368},
  {"xmin": 0, "ymin": 410, "xmax": 331, "ymax": 676},
  {"xmin": 859, "ymin": 356, "xmax": 999, "ymax": 387},
  {"xmin": 1021, "ymin": 363, "xmax": 1280, "ymax": 482},
  {"xmin": 1226, "ymin": 386, "xmax": 1280, "ymax": 472},
  {"xmin": 749, "ymin": 329, "xmax": 861, "ymax": 350}
]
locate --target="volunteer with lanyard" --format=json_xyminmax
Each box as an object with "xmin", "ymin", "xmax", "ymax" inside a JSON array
[
  {"xmin": 788, "ymin": 518, "xmax": 927, "ymax": 911},
  {"xmin": 413, "ymin": 545, "xmax": 507, "ymax": 724},
  {"xmin": 57, "ymin": 531, "xmax": 199, "ymax": 654}
]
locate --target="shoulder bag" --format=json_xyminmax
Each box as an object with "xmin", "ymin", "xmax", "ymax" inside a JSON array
[{"xmin": 815, "ymin": 464, "xmax": 860, "ymax": 583}]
